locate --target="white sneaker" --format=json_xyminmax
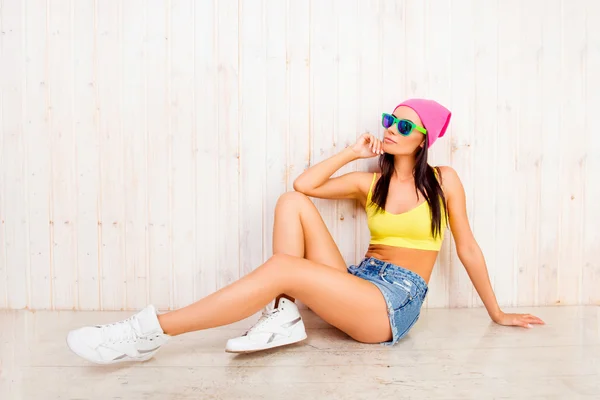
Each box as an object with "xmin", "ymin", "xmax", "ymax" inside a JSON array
[
  {"xmin": 225, "ymin": 298, "xmax": 307, "ymax": 353},
  {"xmin": 66, "ymin": 305, "xmax": 169, "ymax": 364}
]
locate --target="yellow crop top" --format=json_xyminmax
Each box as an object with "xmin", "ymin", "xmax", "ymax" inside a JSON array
[{"xmin": 366, "ymin": 173, "xmax": 447, "ymax": 251}]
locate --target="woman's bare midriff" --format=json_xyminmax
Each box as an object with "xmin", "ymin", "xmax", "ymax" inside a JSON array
[{"xmin": 364, "ymin": 244, "xmax": 438, "ymax": 284}]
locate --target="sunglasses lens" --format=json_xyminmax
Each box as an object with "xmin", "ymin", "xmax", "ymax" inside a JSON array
[
  {"xmin": 398, "ymin": 120, "xmax": 413, "ymax": 136},
  {"xmin": 382, "ymin": 114, "xmax": 394, "ymax": 129}
]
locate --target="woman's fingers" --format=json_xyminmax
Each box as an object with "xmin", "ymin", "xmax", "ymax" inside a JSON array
[
  {"xmin": 370, "ymin": 135, "xmax": 380, "ymax": 154},
  {"xmin": 517, "ymin": 320, "xmax": 532, "ymax": 328},
  {"xmin": 372, "ymin": 137, "xmax": 382, "ymax": 154},
  {"xmin": 352, "ymin": 133, "xmax": 385, "ymax": 158},
  {"xmin": 523, "ymin": 314, "xmax": 545, "ymax": 324},
  {"xmin": 363, "ymin": 134, "xmax": 385, "ymax": 155},
  {"xmin": 515, "ymin": 314, "xmax": 545, "ymax": 328}
]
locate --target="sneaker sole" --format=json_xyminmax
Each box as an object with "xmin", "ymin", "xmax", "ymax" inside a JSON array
[
  {"xmin": 225, "ymin": 331, "xmax": 308, "ymax": 354},
  {"xmin": 66, "ymin": 333, "xmax": 158, "ymax": 365}
]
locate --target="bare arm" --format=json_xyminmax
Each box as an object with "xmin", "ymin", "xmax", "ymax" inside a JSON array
[
  {"xmin": 440, "ymin": 166, "xmax": 545, "ymax": 328},
  {"xmin": 293, "ymin": 134, "xmax": 383, "ymax": 200}
]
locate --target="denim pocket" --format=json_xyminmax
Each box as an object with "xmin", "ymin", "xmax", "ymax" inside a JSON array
[
  {"xmin": 395, "ymin": 305, "xmax": 421, "ymax": 339},
  {"xmin": 348, "ymin": 258, "xmax": 369, "ymax": 274},
  {"xmin": 380, "ymin": 271, "xmax": 419, "ymax": 311},
  {"xmin": 347, "ymin": 264, "xmax": 360, "ymax": 275}
]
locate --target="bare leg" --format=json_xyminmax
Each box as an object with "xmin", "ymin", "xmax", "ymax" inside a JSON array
[
  {"xmin": 158, "ymin": 254, "xmax": 392, "ymax": 343},
  {"xmin": 271, "ymin": 192, "xmax": 347, "ymax": 304}
]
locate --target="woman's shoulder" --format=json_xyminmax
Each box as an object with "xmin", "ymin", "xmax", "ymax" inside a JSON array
[
  {"xmin": 432, "ymin": 165, "xmax": 462, "ymax": 190},
  {"xmin": 338, "ymin": 171, "xmax": 379, "ymax": 200},
  {"xmin": 353, "ymin": 171, "xmax": 379, "ymax": 191}
]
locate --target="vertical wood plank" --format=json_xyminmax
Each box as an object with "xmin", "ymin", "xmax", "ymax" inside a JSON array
[
  {"xmin": 0, "ymin": 63, "xmax": 5, "ymax": 308},
  {"xmin": 194, "ymin": 0, "xmax": 218, "ymax": 300},
  {"xmin": 97, "ymin": 1, "xmax": 125, "ymax": 310},
  {"xmin": 122, "ymin": 0, "xmax": 149, "ymax": 310},
  {"xmin": 582, "ymin": 0, "xmax": 600, "ymax": 305},
  {"xmin": 537, "ymin": 0, "xmax": 561, "ymax": 306},
  {"xmin": 558, "ymin": 0, "xmax": 586, "ymax": 305},
  {"xmin": 309, "ymin": 0, "xmax": 337, "ymax": 251},
  {"xmin": 334, "ymin": 0, "xmax": 358, "ymax": 266},
  {"xmin": 118, "ymin": 2, "xmax": 145, "ymax": 309},
  {"xmin": 286, "ymin": 0, "xmax": 310, "ymax": 191},
  {"xmin": 423, "ymin": 0, "xmax": 452, "ymax": 308},
  {"xmin": 495, "ymin": 0, "xmax": 520, "ymax": 307},
  {"xmin": 239, "ymin": 0, "xmax": 266, "ymax": 282},
  {"xmin": 170, "ymin": 0, "xmax": 195, "ymax": 309},
  {"xmin": 0, "ymin": 0, "xmax": 28, "ymax": 308},
  {"xmin": 265, "ymin": 0, "xmax": 288, "ymax": 262},
  {"xmin": 404, "ymin": 0, "xmax": 426, "ymax": 98},
  {"xmin": 146, "ymin": 0, "xmax": 171, "ymax": 309},
  {"xmin": 471, "ymin": 0, "xmax": 498, "ymax": 308},
  {"xmin": 215, "ymin": 0, "xmax": 240, "ymax": 289},
  {"xmin": 0, "ymin": 86, "xmax": 5, "ymax": 308},
  {"xmin": 24, "ymin": 0, "xmax": 52, "ymax": 310},
  {"xmin": 381, "ymin": 0, "xmax": 405, "ymax": 113},
  {"xmin": 355, "ymin": 0, "xmax": 381, "ymax": 263},
  {"xmin": 48, "ymin": 0, "xmax": 77, "ymax": 309},
  {"xmin": 448, "ymin": 0, "xmax": 475, "ymax": 308},
  {"xmin": 516, "ymin": 0, "xmax": 543, "ymax": 306},
  {"xmin": 73, "ymin": 0, "xmax": 99, "ymax": 310}
]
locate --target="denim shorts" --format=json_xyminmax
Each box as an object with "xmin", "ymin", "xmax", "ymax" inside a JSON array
[{"xmin": 347, "ymin": 257, "xmax": 428, "ymax": 345}]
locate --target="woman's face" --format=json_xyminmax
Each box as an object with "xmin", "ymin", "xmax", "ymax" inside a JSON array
[{"xmin": 382, "ymin": 106, "xmax": 427, "ymax": 155}]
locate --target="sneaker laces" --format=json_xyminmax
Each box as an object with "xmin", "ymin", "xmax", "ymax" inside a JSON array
[
  {"xmin": 98, "ymin": 317, "xmax": 140, "ymax": 344},
  {"xmin": 244, "ymin": 309, "xmax": 280, "ymax": 335}
]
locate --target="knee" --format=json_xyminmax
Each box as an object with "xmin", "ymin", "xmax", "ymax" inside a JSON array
[
  {"xmin": 266, "ymin": 253, "xmax": 300, "ymax": 267},
  {"xmin": 276, "ymin": 191, "xmax": 310, "ymax": 210},
  {"xmin": 262, "ymin": 253, "xmax": 301, "ymax": 276},
  {"xmin": 263, "ymin": 253, "xmax": 303, "ymax": 291}
]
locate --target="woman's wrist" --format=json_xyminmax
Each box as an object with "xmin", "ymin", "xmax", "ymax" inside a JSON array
[
  {"xmin": 489, "ymin": 308, "xmax": 504, "ymax": 322},
  {"xmin": 341, "ymin": 146, "xmax": 361, "ymax": 161}
]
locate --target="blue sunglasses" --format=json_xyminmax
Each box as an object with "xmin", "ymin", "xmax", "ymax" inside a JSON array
[{"xmin": 381, "ymin": 113, "xmax": 427, "ymax": 136}]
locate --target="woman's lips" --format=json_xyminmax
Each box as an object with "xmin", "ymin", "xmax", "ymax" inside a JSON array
[{"xmin": 384, "ymin": 137, "xmax": 396, "ymax": 144}]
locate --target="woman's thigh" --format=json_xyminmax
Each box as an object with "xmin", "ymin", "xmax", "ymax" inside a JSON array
[
  {"xmin": 273, "ymin": 254, "xmax": 392, "ymax": 343},
  {"xmin": 273, "ymin": 192, "xmax": 347, "ymax": 272}
]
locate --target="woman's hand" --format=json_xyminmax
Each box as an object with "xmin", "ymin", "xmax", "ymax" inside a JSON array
[
  {"xmin": 351, "ymin": 133, "xmax": 384, "ymax": 158},
  {"xmin": 492, "ymin": 311, "xmax": 545, "ymax": 328}
]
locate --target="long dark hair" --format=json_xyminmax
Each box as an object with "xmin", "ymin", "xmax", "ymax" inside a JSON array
[{"xmin": 371, "ymin": 144, "xmax": 448, "ymax": 238}]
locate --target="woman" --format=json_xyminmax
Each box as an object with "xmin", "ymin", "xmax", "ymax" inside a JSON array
[{"xmin": 67, "ymin": 98, "xmax": 544, "ymax": 364}]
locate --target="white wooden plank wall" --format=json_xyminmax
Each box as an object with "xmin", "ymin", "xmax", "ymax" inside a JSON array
[{"xmin": 0, "ymin": 0, "xmax": 598, "ymax": 310}]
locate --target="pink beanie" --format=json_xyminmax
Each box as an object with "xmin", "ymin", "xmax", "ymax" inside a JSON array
[{"xmin": 395, "ymin": 99, "xmax": 452, "ymax": 148}]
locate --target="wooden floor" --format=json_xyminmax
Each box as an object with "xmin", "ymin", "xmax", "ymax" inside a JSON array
[{"xmin": 1, "ymin": 306, "xmax": 598, "ymax": 399}]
